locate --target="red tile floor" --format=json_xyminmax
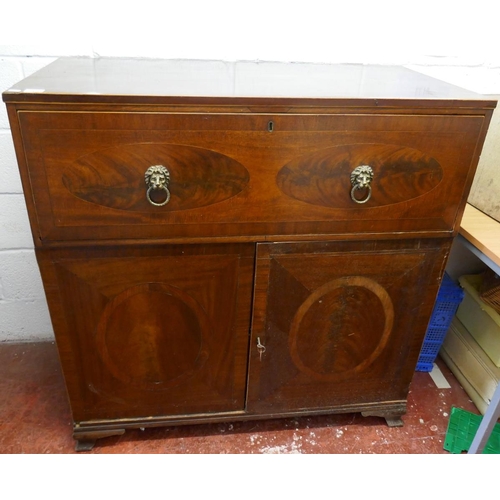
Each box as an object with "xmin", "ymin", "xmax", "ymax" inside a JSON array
[{"xmin": 0, "ymin": 341, "xmax": 480, "ymax": 454}]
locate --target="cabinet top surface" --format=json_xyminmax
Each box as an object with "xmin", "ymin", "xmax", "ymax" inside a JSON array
[{"xmin": 2, "ymin": 57, "xmax": 496, "ymax": 108}]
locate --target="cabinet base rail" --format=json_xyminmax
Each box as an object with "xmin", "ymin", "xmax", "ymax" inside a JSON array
[{"xmin": 72, "ymin": 401, "xmax": 407, "ymax": 451}]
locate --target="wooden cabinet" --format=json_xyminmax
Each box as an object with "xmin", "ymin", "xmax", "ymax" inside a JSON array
[{"xmin": 3, "ymin": 58, "xmax": 496, "ymax": 450}]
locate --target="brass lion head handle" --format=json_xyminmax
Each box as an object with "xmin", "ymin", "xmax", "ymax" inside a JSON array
[
  {"xmin": 350, "ymin": 165, "xmax": 373, "ymax": 204},
  {"xmin": 145, "ymin": 165, "xmax": 171, "ymax": 207}
]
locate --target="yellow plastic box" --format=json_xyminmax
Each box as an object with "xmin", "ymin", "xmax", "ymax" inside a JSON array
[{"xmin": 457, "ymin": 274, "xmax": 500, "ymax": 368}]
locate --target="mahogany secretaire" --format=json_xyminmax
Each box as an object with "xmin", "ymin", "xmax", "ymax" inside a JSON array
[{"xmin": 3, "ymin": 58, "xmax": 496, "ymax": 450}]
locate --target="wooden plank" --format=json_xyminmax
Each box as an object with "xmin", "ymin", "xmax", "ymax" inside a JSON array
[{"xmin": 460, "ymin": 203, "xmax": 500, "ymax": 268}]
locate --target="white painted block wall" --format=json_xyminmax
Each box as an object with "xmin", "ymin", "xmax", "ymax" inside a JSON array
[
  {"xmin": 1, "ymin": 2, "xmax": 500, "ymax": 342},
  {"xmin": 0, "ymin": 56, "xmax": 57, "ymax": 341}
]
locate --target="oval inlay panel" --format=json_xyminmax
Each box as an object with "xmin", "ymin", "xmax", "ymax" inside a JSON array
[
  {"xmin": 289, "ymin": 276, "xmax": 394, "ymax": 381},
  {"xmin": 277, "ymin": 143, "xmax": 443, "ymax": 208},
  {"xmin": 96, "ymin": 283, "xmax": 210, "ymax": 389},
  {"xmin": 62, "ymin": 143, "xmax": 249, "ymax": 211}
]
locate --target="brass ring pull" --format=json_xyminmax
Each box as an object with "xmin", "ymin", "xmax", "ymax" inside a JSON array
[
  {"xmin": 350, "ymin": 184, "xmax": 372, "ymax": 204},
  {"xmin": 350, "ymin": 165, "xmax": 373, "ymax": 204},
  {"xmin": 145, "ymin": 165, "xmax": 171, "ymax": 207},
  {"xmin": 146, "ymin": 185, "xmax": 170, "ymax": 207}
]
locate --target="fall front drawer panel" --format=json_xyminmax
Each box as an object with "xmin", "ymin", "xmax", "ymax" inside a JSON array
[{"xmin": 18, "ymin": 110, "xmax": 485, "ymax": 242}]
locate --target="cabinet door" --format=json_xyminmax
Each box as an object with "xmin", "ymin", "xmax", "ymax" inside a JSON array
[
  {"xmin": 247, "ymin": 239, "xmax": 450, "ymax": 415},
  {"xmin": 37, "ymin": 244, "xmax": 254, "ymax": 423}
]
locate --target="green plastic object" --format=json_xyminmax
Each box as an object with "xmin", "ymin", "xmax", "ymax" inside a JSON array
[{"xmin": 444, "ymin": 406, "xmax": 500, "ymax": 454}]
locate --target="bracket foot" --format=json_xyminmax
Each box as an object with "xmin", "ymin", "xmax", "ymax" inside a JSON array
[
  {"xmin": 361, "ymin": 409, "xmax": 405, "ymax": 427},
  {"xmin": 73, "ymin": 428, "xmax": 126, "ymax": 452}
]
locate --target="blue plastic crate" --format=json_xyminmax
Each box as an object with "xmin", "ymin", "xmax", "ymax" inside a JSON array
[{"xmin": 416, "ymin": 273, "xmax": 464, "ymax": 372}]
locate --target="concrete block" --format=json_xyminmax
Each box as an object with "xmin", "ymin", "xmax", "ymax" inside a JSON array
[
  {"xmin": 406, "ymin": 65, "xmax": 500, "ymax": 95},
  {"xmin": 0, "ymin": 250, "xmax": 45, "ymax": 301},
  {"xmin": 0, "ymin": 44, "xmax": 93, "ymax": 57},
  {"xmin": 21, "ymin": 57, "xmax": 57, "ymax": 78},
  {"xmin": 0, "ymin": 194, "xmax": 35, "ymax": 249},
  {"xmin": 0, "ymin": 131, "xmax": 23, "ymax": 193},
  {"xmin": 0, "ymin": 58, "xmax": 23, "ymax": 129},
  {"xmin": 0, "ymin": 298, "xmax": 53, "ymax": 342}
]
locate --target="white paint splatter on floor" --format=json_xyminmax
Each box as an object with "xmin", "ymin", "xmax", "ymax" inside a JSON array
[{"xmin": 259, "ymin": 442, "xmax": 302, "ymax": 454}]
